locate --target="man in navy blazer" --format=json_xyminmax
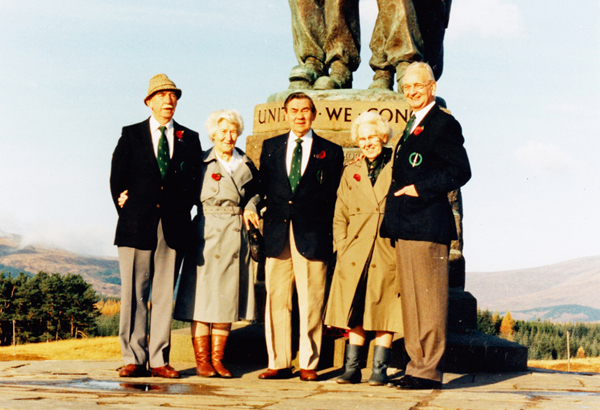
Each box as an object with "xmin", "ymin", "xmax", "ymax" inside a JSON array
[
  {"xmin": 110, "ymin": 74, "xmax": 201, "ymax": 378},
  {"xmin": 381, "ymin": 62, "xmax": 470, "ymax": 389},
  {"xmin": 258, "ymin": 92, "xmax": 344, "ymax": 381}
]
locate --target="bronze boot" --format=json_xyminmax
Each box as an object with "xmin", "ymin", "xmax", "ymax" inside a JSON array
[
  {"xmin": 211, "ymin": 334, "xmax": 232, "ymax": 378},
  {"xmin": 192, "ymin": 336, "xmax": 217, "ymax": 377}
]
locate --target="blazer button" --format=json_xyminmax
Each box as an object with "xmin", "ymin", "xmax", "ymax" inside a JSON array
[
  {"xmin": 371, "ymin": 263, "xmax": 376, "ymax": 268},
  {"xmin": 356, "ymin": 208, "xmax": 360, "ymax": 212},
  {"xmin": 156, "ymin": 204, "xmax": 160, "ymax": 208},
  {"xmin": 289, "ymin": 200, "xmax": 293, "ymax": 204},
  {"xmin": 351, "ymin": 262, "xmax": 356, "ymax": 266},
  {"xmin": 160, "ymin": 186, "xmax": 164, "ymax": 190},
  {"xmin": 283, "ymin": 219, "xmax": 287, "ymax": 223}
]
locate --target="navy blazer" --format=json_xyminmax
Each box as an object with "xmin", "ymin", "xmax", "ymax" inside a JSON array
[
  {"xmin": 110, "ymin": 118, "xmax": 202, "ymax": 251},
  {"xmin": 260, "ymin": 132, "xmax": 344, "ymax": 260},
  {"xmin": 381, "ymin": 104, "xmax": 471, "ymax": 245}
]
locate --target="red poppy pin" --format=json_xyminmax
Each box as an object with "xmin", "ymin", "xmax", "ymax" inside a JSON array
[
  {"xmin": 316, "ymin": 150, "xmax": 326, "ymax": 159},
  {"xmin": 353, "ymin": 174, "xmax": 361, "ymax": 181},
  {"xmin": 211, "ymin": 173, "xmax": 222, "ymax": 181},
  {"xmin": 176, "ymin": 130, "xmax": 184, "ymax": 139},
  {"xmin": 414, "ymin": 126, "xmax": 424, "ymax": 136}
]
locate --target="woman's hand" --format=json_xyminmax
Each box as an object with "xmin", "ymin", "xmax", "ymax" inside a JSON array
[
  {"xmin": 118, "ymin": 190, "xmax": 129, "ymax": 208},
  {"xmin": 243, "ymin": 210, "xmax": 260, "ymax": 230}
]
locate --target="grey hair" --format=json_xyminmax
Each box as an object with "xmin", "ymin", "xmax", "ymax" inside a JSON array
[
  {"xmin": 205, "ymin": 109, "xmax": 244, "ymax": 142},
  {"xmin": 350, "ymin": 111, "xmax": 393, "ymax": 144},
  {"xmin": 405, "ymin": 61, "xmax": 435, "ymax": 82}
]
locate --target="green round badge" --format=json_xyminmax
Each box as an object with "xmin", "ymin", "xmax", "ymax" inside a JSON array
[{"xmin": 409, "ymin": 152, "xmax": 423, "ymax": 167}]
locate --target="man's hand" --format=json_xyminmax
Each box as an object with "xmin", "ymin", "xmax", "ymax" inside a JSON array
[
  {"xmin": 243, "ymin": 210, "xmax": 260, "ymax": 230},
  {"xmin": 118, "ymin": 190, "xmax": 129, "ymax": 208},
  {"xmin": 394, "ymin": 184, "xmax": 418, "ymax": 197}
]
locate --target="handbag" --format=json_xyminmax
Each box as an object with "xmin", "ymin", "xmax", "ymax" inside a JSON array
[{"xmin": 248, "ymin": 225, "xmax": 265, "ymax": 262}]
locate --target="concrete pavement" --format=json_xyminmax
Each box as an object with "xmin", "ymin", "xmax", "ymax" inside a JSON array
[{"xmin": 1, "ymin": 359, "xmax": 599, "ymax": 409}]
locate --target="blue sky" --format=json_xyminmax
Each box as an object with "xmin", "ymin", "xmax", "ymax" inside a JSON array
[{"xmin": 0, "ymin": 0, "xmax": 599, "ymax": 272}]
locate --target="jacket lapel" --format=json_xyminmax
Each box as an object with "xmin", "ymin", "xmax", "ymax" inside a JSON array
[
  {"xmin": 140, "ymin": 118, "xmax": 161, "ymax": 178},
  {"xmin": 355, "ymin": 161, "xmax": 379, "ymax": 208}
]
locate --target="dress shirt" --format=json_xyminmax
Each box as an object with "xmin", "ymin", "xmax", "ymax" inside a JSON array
[
  {"xmin": 216, "ymin": 148, "xmax": 243, "ymax": 175},
  {"xmin": 149, "ymin": 116, "xmax": 174, "ymax": 159},
  {"xmin": 410, "ymin": 101, "xmax": 436, "ymax": 133},
  {"xmin": 285, "ymin": 129, "xmax": 313, "ymax": 176}
]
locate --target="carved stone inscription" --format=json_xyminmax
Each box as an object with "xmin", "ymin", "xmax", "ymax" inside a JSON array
[{"xmin": 253, "ymin": 100, "xmax": 412, "ymax": 135}]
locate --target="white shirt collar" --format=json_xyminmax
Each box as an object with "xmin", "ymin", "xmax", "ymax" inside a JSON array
[{"xmin": 410, "ymin": 101, "xmax": 436, "ymax": 132}]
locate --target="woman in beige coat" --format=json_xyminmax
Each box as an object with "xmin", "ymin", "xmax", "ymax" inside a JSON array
[{"xmin": 324, "ymin": 111, "xmax": 402, "ymax": 386}]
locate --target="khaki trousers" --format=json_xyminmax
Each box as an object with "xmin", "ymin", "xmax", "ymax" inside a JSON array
[
  {"xmin": 395, "ymin": 239, "xmax": 448, "ymax": 382},
  {"xmin": 118, "ymin": 220, "xmax": 179, "ymax": 368},
  {"xmin": 264, "ymin": 224, "xmax": 327, "ymax": 370}
]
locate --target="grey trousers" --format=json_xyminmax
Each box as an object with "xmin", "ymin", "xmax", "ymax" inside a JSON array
[
  {"xmin": 289, "ymin": 0, "xmax": 361, "ymax": 71},
  {"xmin": 118, "ymin": 221, "xmax": 179, "ymax": 368},
  {"xmin": 395, "ymin": 239, "xmax": 448, "ymax": 382}
]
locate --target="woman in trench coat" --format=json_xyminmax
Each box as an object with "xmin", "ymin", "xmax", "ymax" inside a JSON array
[
  {"xmin": 174, "ymin": 109, "xmax": 260, "ymax": 378},
  {"xmin": 324, "ymin": 111, "xmax": 403, "ymax": 386}
]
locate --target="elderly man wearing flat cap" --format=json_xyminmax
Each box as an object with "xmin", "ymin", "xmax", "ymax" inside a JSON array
[{"xmin": 110, "ymin": 74, "xmax": 201, "ymax": 378}]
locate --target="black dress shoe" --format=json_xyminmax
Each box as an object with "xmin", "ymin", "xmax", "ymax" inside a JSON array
[
  {"xmin": 388, "ymin": 375, "xmax": 413, "ymax": 388},
  {"xmin": 396, "ymin": 375, "xmax": 442, "ymax": 390}
]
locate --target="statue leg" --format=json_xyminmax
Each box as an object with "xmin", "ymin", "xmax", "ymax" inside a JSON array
[
  {"xmin": 314, "ymin": 0, "xmax": 360, "ymax": 89},
  {"xmin": 412, "ymin": 0, "xmax": 449, "ymax": 80},
  {"xmin": 288, "ymin": 0, "xmax": 327, "ymax": 89},
  {"xmin": 368, "ymin": 0, "xmax": 424, "ymax": 91}
]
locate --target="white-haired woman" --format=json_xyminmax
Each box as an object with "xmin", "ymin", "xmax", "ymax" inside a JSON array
[
  {"xmin": 324, "ymin": 111, "xmax": 403, "ymax": 386},
  {"xmin": 174, "ymin": 109, "xmax": 260, "ymax": 378}
]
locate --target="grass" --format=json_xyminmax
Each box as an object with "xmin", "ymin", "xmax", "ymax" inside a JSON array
[
  {"xmin": 0, "ymin": 328, "xmax": 196, "ymax": 363},
  {"xmin": 528, "ymin": 357, "xmax": 600, "ymax": 373}
]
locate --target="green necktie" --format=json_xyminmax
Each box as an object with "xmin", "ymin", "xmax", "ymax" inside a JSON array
[
  {"xmin": 157, "ymin": 125, "xmax": 169, "ymax": 179},
  {"xmin": 289, "ymin": 138, "xmax": 303, "ymax": 193}
]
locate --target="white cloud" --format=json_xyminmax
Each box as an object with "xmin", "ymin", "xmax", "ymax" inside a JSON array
[
  {"xmin": 513, "ymin": 141, "xmax": 584, "ymax": 176},
  {"xmin": 359, "ymin": 0, "xmax": 378, "ymax": 27},
  {"xmin": 446, "ymin": 0, "xmax": 524, "ymax": 40}
]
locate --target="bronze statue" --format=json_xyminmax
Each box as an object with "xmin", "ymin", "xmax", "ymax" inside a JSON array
[{"xmin": 288, "ymin": 0, "xmax": 452, "ymax": 91}]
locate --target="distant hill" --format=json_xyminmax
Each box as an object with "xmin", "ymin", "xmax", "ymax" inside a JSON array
[
  {"xmin": 0, "ymin": 234, "xmax": 120, "ymax": 297},
  {"xmin": 466, "ymin": 255, "xmax": 600, "ymax": 321},
  {"xmin": 511, "ymin": 305, "xmax": 600, "ymax": 322}
]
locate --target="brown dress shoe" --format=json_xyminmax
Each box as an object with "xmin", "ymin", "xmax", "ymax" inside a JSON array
[
  {"xmin": 150, "ymin": 365, "xmax": 181, "ymax": 379},
  {"xmin": 211, "ymin": 334, "xmax": 232, "ymax": 378},
  {"xmin": 300, "ymin": 369, "xmax": 318, "ymax": 381},
  {"xmin": 119, "ymin": 364, "xmax": 149, "ymax": 377},
  {"xmin": 192, "ymin": 336, "xmax": 217, "ymax": 377},
  {"xmin": 258, "ymin": 368, "xmax": 293, "ymax": 380}
]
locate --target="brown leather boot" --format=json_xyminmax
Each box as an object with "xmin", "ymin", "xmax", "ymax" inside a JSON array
[
  {"xmin": 211, "ymin": 334, "xmax": 232, "ymax": 378},
  {"xmin": 192, "ymin": 336, "xmax": 217, "ymax": 377}
]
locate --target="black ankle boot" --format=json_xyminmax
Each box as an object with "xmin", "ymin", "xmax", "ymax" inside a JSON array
[
  {"xmin": 368, "ymin": 345, "xmax": 391, "ymax": 386},
  {"xmin": 337, "ymin": 344, "xmax": 363, "ymax": 384}
]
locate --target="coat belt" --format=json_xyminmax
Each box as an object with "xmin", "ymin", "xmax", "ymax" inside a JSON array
[{"xmin": 202, "ymin": 205, "xmax": 243, "ymax": 215}]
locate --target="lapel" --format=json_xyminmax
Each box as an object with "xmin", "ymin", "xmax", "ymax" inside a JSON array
[
  {"xmin": 272, "ymin": 135, "xmax": 292, "ymax": 193},
  {"xmin": 355, "ymin": 157, "xmax": 392, "ymax": 208},
  {"xmin": 231, "ymin": 149, "xmax": 253, "ymax": 189},
  {"xmin": 204, "ymin": 148, "xmax": 242, "ymax": 201},
  {"xmin": 296, "ymin": 133, "xmax": 323, "ymax": 192},
  {"xmin": 354, "ymin": 161, "xmax": 379, "ymax": 208},
  {"xmin": 399, "ymin": 104, "xmax": 439, "ymax": 155},
  {"xmin": 139, "ymin": 118, "xmax": 162, "ymax": 178}
]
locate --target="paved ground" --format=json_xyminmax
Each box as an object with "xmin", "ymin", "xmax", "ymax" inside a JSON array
[{"xmin": 0, "ymin": 359, "xmax": 599, "ymax": 409}]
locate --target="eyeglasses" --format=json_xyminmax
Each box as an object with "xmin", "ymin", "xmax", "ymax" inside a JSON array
[{"xmin": 402, "ymin": 81, "xmax": 432, "ymax": 92}]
